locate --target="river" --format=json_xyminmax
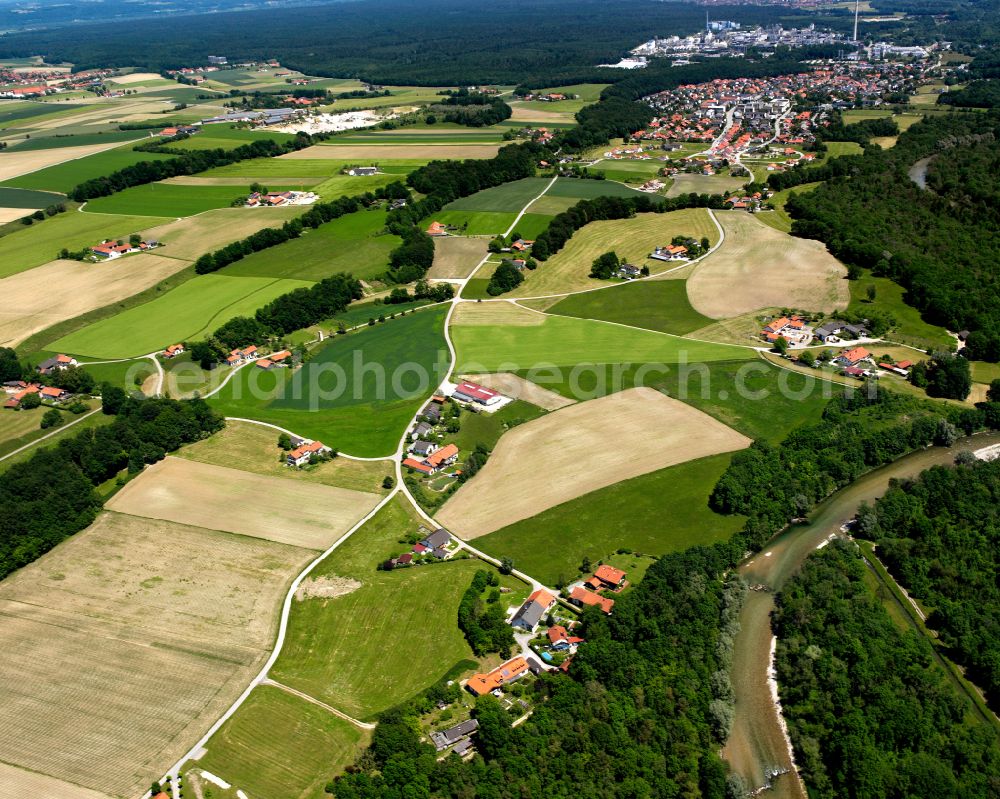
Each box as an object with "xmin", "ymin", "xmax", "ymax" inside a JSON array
[
  {"xmin": 721, "ymin": 432, "xmax": 1000, "ymax": 797},
  {"xmin": 907, "ymin": 155, "xmax": 934, "ymax": 189}
]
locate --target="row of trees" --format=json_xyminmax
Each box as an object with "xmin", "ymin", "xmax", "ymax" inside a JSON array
[
  {"xmin": 0, "ymin": 394, "xmax": 223, "ymax": 580},
  {"xmin": 432, "ymin": 92, "xmax": 512, "ymax": 127},
  {"xmin": 857, "ymin": 457, "xmax": 1000, "ymax": 709},
  {"xmin": 710, "ymin": 388, "xmax": 995, "ymax": 552},
  {"xmin": 774, "ymin": 541, "xmax": 1000, "ymax": 798},
  {"xmin": 456, "ymin": 570, "xmax": 515, "ymax": 657}
]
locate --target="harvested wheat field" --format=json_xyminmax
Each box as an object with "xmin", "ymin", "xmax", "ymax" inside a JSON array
[
  {"xmin": 665, "ymin": 172, "xmax": 749, "ymax": 198},
  {"xmin": 428, "ymin": 235, "xmax": 489, "ymax": 279},
  {"xmin": 0, "ymin": 254, "xmax": 189, "ymax": 347},
  {"xmin": 0, "ymin": 762, "xmax": 112, "ymax": 799},
  {"xmin": 686, "ymin": 212, "xmax": 849, "ymax": 319},
  {"xmin": 139, "ymin": 206, "xmax": 304, "ymax": 261},
  {"xmin": 461, "ymin": 372, "xmax": 575, "ymax": 411},
  {"xmin": 0, "ymin": 207, "xmax": 31, "ymax": 225},
  {"xmin": 451, "ymin": 300, "xmax": 545, "ymax": 327},
  {"xmin": 107, "ymin": 456, "xmax": 382, "ymax": 549},
  {"xmin": 0, "ymin": 140, "xmax": 138, "ymax": 183},
  {"xmin": 437, "ymin": 387, "xmax": 750, "ymax": 537},
  {"xmin": 283, "ymin": 144, "xmax": 500, "ymax": 160},
  {"xmin": 109, "ymin": 71, "xmax": 163, "ymax": 85},
  {"xmin": 0, "ymin": 512, "xmax": 312, "ymax": 799}
]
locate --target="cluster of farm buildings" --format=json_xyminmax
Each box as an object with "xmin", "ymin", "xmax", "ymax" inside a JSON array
[
  {"xmin": 4, "ymin": 354, "xmax": 80, "ymax": 409},
  {"xmin": 89, "ymin": 239, "xmax": 160, "ymax": 260}
]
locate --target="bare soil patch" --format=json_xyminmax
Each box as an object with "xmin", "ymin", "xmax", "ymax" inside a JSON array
[
  {"xmin": 140, "ymin": 206, "xmax": 303, "ymax": 261},
  {"xmin": 428, "ymin": 236, "xmax": 489, "ymax": 279},
  {"xmin": 0, "ymin": 206, "xmax": 31, "ymax": 224},
  {"xmin": 107, "ymin": 456, "xmax": 382, "ymax": 549},
  {"xmin": 686, "ymin": 211, "xmax": 849, "ymax": 319},
  {"xmin": 437, "ymin": 387, "xmax": 751, "ymax": 537},
  {"xmin": 461, "ymin": 372, "xmax": 576, "ymax": 411},
  {"xmin": 509, "ymin": 104, "xmax": 574, "ymax": 123},
  {"xmin": 0, "ymin": 254, "xmax": 190, "ymax": 347},
  {"xmin": 451, "ymin": 300, "xmax": 545, "ymax": 327},
  {"xmin": 282, "ymin": 144, "xmax": 500, "ymax": 160},
  {"xmin": 0, "ymin": 511, "xmax": 312, "ymax": 798},
  {"xmin": 295, "ymin": 574, "xmax": 362, "ymax": 601}
]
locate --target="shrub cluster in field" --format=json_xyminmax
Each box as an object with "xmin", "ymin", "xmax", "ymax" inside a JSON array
[{"xmin": 456, "ymin": 569, "xmax": 516, "ymax": 658}]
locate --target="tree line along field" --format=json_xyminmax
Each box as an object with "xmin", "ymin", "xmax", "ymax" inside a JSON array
[
  {"xmin": 0, "ymin": 511, "xmax": 316, "ymax": 799},
  {"xmin": 49, "ymin": 274, "xmax": 312, "ymax": 358},
  {"xmin": 219, "ymin": 207, "xmax": 401, "ymax": 282},
  {"xmin": 207, "ymin": 305, "xmax": 449, "ymax": 456},
  {"xmin": 2, "ymin": 144, "xmax": 175, "ymax": 194}
]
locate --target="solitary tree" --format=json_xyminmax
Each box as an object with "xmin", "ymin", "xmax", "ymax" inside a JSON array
[
  {"xmin": 866, "ymin": 283, "xmax": 877, "ymax": 302},
  {"xmin": 773, "ymin": 336, "xmax": 789, "ymax": 355}
]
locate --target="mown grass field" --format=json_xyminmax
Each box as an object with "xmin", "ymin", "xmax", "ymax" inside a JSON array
[
  {"xmin": 453, "ymin": 312, "xmax": 748, "ymax": 371},
  {"xmin": 0, "ymin": 409, "xmax": 111, "ymax": 475},
  {"xmin": 50, "ymin": 274, "xmax": 311, "ymax": 358},
  {"xmin": 208, "ymin": 306, "xmax": 448, "ymax": 456},
  {"xmin": 220, "ymin": 208, "xmax": 399, "ymax": 281},
  {"xmin": 0, "ymin": 210, "xmax": 169, "ymax": 279},
  {"xmin": 0, "ymin": 100, "xmax": 88, "ymax": 128},
  {"xmin": 0, "ymin": 186, "xmax": 64, "ymax": 207},
  {"xmin": 166, "ymin": 126, "xmax": 297, "ymax": 151},
  {"xmin": 271, "ymin": 495, "xmax": 486, "ymax": 720},
  {"xmin": 548, "ymin": 279, "xmax": 712, "ymax": 336},
  {"xmin": 755, "ymin": 181, "xmax": 822, "ymax": 233},
  {"xmin": 444, "ymin": 177, "xmax": 552, "ymax": 213},
  {"xmin": 196, "ymin": 685, "xmax": 368, "ymax": 799},
  {"xmin": 83, "ymin": 182, "xmax": 252, "ymax": 217},
  {"xmin": 848, "ymin": 270, "xmax": 953, "ymax": 350},
  {"xmin": 432, "ymin": 209, "xmax": 519, "ymax": 236},
  {"xmin": 178, "ymin": 419, "xmax": 391, "ymax": 494},
  {"xmin": 506, "ymin": 208, "xmax": 717, "ymax": 296},
  {"xmin": 6, "ymin": 130, "xmax": 146, "ymax": 152},
  {"xmin": 2, "ymin": 145, "xmax": 174, "ymax": 194},
  {"xmin": 473, "ymin": 453, "xmax": 745, "ymax": 586},
  {"xmin": 205, "ymin": 156, "xmax": 425, "ymax": 179}
]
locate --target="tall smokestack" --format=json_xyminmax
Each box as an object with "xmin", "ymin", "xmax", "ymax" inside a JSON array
[{"xmin": 853, "ymin": 0, "xmax": 860, "ymax": 43}]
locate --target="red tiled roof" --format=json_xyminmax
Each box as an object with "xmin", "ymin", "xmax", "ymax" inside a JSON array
[{"xmin": 594, "ymin": 564, "xmax": 625, "ymax": 585}]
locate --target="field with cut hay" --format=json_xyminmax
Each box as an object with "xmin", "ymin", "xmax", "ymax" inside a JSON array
[
  {"xmin": 436, "ymin": 387, "xmax": 750, "ymax": 537},
  {"xmin": 427, "ymin": 235, "xmax": 489, "ymax": 279},
  {"xmin": 0, "ymin": 512, "xmax": 312, "ymax": 798},
  {"xmin": 106, "ymin": 456, "xmax": 382, "ymax": 549},
  {"xmin": 686, "ymin": 211, "xmax": 849, "ymax": 319}
]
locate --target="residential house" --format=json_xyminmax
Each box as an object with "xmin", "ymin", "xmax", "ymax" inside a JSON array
[
  {"xmin": 617, "ymin": 263, "xmax": 641, "ymax": 279},
  {"xmin": 650, "ymin": 244, "xmax": 688, "ymax": 261},
  {"xmin": 431, "ymin": 719, "xmax": 479, "ymax": 751},
  {"xmin": 409, "ymin": 439, "xmax": 438, "ymax": 458},
  {"xmin": 4, "ymin": 384, "xmax": 40, "ymax": 409},
  {"xmin": 452, "ymin": 738, "xmax": 475, "ymax": 757},
  {"xmin": 427, "ymin": 221, "xmax": 449, "ymax": 237},
  {"xmin": 347, "ymin": 166, "xmax": 380, "ymax": 176},
  {"xmin": 814, "ymin": 320, "xmax": 847, "ymax": 343},
  {"xmin": 422, "ymin": 401, "xmax": 443, "ymax": 423},
  {"xmin": 421, "ymin": 527, "xmax": 452, "ymax": 551},
  {"xmin": 510, "ymin": 588, "xmax": 556, "ymax": 631},
  {"xmin": 569, "ymin": 586, "xmax": 615, "ymax": 615},
  {"xmin": 402, "ymin": 457, "xmax": 434, "ymax": 475},
  {"xmin": 270, "ymin": 349, "xmax": 292, "ymax": 364},
  {"xmin": 2, "ymin": 380, "xmax": 28, "ymax": 394},
  {"xmin": 411, "ymin": 421, "xmax": 432, "ymax": 440},
  {"xmin": 162, "ymin": 344, "xmax": 185, "ymax": 358},
  {"xmin": 466, "ymin": 656, "xmax": 530, "ymax": 696},
  {"xmin": 425, "ymin": 443, "xmax": 459, "ymax": 472},
  {"xmin": 510, "ymin": 239, "xmax": 532, "ymax": 252},
  {"xmin": 586, "ymin": 564, "xmax": 628, "ymax": 592},
  {"xmin": 225, "ymin": 345, "xmax": 259, "ymax": 366},
  {"xmin": 91, "ymin": 241, "xmax": 139, "ymax": 259},
  {"xmin": 36, "ymin": 354, "xmax": 77, "ymax": 375},
  {"xmin": 287, "ymin": 440, "xmax": 330, "ymax": 467},
  {"xmin": 547, "ymin": 625, "xmax": 585, "ymax": 651},
  {"xmin": 383, "ymin": 552, "xmax": 414, "ymax": 569},
  {"xmin": 40, "ymin": 386, "xmax": 69, "ymax": 402},
  {"xmin": 255, "ymin": 358, "xmax": 275, "ymax": 369},
  {"xmin": 835, "ymin": 346, "xmax": 872, "ymax": 367},
  {"xmin": 452, "ymin": 381, "xmax": 503, "ymax": 407}
]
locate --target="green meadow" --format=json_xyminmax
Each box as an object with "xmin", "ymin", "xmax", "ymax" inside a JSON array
[
  {"xmin": 432, "ymin": 210, "xmax": 518, "ymax": 236},
  {"xmin": 6, "ymin": 130, "xmax": 146, "ymax": 152},
  {"xmin": 220, "ymin": 208, "xmax": 400, "ymax": 282},
  {"xmin": 50, "ymin": 274, "xmax": 311, "ymax": 358},
  {"xmin": 0, "ymin": 187, "xmax": 64, "ymax": 208},
  {"xmin": 848, "ymin": 270, "xmax": 953, "ymax": 350},
  {"xmin": 453, "ymin": 314, "xmax": 750, "ymax": 372},
  {"xmin": 3, "ymin": 146, "xmax": 175, "ymax": 194},
  {"xmin": 548, "ymin": 280, "xmax": 713, "ymax": 336},
  {"xmin": 201, "ymin": 158, "xmax": 424, "ymax": 179},
  {"xmin": 0, "ymin": 211, "xmax": 169, "ymax": 279},
  {"xmin": 207, "ymin": 305, "xmax": 449, "ymax": 456},
  {"xmin": 270, "ymin": 495, "xmax": 486, "ymax": 719},
  {"xmin": 83, "ymin": 183, "xmax": 254, "ymax": 217},
  {"xmin": 473, "ymin": 453, "xmax": 745, "ymax": 587},
  {"xmin": 0, "ymin": 100, "xmax": 88, "ymax": 128},
  {"xmin": 196, "ymin": 685, "xmax": 367, "ymax": 799},
  {"xmin": 444, "ymin": 177, "xmax": 553, "ymax": 213}
]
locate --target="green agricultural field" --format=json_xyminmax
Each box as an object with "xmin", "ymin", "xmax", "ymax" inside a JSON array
[
  {"xmin": 0, "ymin": 103, "xmax": 90, "ymax": 131},
  {"xmin": 166, "ymin": 125, "xmax": 297, "ymax": 150},
  {"xmin": 0, "ymin": 210, "xmax": 168, "ymax": 279},
  {"xmin": 0, "ymin": 403, "xmax": 96, "ymax": 457},
  {"xmin": 6, "ymin": 130, "xmax": 146, "ymax": 152},
  {"xmin": 220, "ymin": 208, "xmax": 400, "ymax": 282},
  {"xmin": 473, "ymin": 453, "xmax": 745, "ymax": 586},
  {"xmin": 332, "ymin": 129, "xmax": 504, "ymax": 145},
  {"xmin": 515, "ymin": 357, "xmax": 830, "ymax": 443},
  {"xmin": 270, "ymin": 495, "xmax": 487, "ymax": 719},
  {"xmin": 284, "ymin": 298, "xmax": 433, "ymax": 344},
  {"xmin": 196, "ymin": 685, "xmax": 367, "ymax": 799},
  {"xmin": 453, "ymin": 314, "xmax": 749, "ymax": 372},
  {"xmin": 848, "ymin": 271, "xmax": 953, "ymax": 350},
  {"xmin": 202, "ymin": 158, "xmax": 424, "ymax": 179},
  {"xmin": 49, "ymin": 274, "xmax": 311, "ymax": 358},
  {"xmin": 432, "ymin": 210, "xmax": 519, "ymax": 236},
  {"xmin": 0, "ymin": 409, "xmax": 110, "ymax": 474},
  {"xmin": 444, "ymin": 177, "xmax": 553, "ymax": 213},
  {"xmin": 971, "ymin": 361, "xmax": 1000, "ymax": 385},
  {"xmin": 310, "ymin": 172, "xmax": 401, "ymax": 197},
  {"xmin": 545, "ymin": 177, "xmax": 662, "ymax": 202},
  {"xmin": 207, "ymin": 306, "xmax": 449, "ymax": 456},
  {"xmin": 3, "ymin": 146, "xmax": 175, "ymax": 194},
  {"xmin": 0, "ymin": 100, "xmax": 88, "ymax": 128},
  {"xmin": 0, "ymin": 187, "xmax": 64, "ymax": 208},
  {"xmin": 75, "ymin": 356, "xmax": 157, "ymax": 389},
  {"xmin": 82, "ymin": 183, "xmax": 253, "ymax": 217},
  {"xmin": 756, "ymin": 181, "xmax": 821, "ymax": 233},
  {"xmin": 548, "ymin": 279, "xmax": 712, "ymax": 336}
]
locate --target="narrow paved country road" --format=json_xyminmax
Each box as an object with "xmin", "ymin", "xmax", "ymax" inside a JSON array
[
  {"xmin": 0, "ymin": 406, "xmax": 102, "ymax": 465},
  {"xmin": 261, "ymin": 678, "xmax": 376, "ymax": 730}
]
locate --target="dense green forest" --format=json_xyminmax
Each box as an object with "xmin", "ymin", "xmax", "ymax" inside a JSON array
[
  {"xmin": 456, "ymin": 570, "xmax": 515, "ymax": 657},
  {"xmin": 776, "ymin": 111, "xmax": 1000, "ymax": 360},
  {"xmin": 774, "ymin": 542, "xmax": 1000, "ymax": 798},
  {"xmin": 0, "ymin": 0, "xmax": 801, "ymax": 86},
  {"xmin": 858, "ymin": 459, "xmax": 1000, "ymax": 710},
  {"xmin": 0, "ymin": 396, "xmax": 223, "ymax": 580},
  {"xmin": 328, "ymin": 546, "xmax": 746, "ymax": 799}
]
